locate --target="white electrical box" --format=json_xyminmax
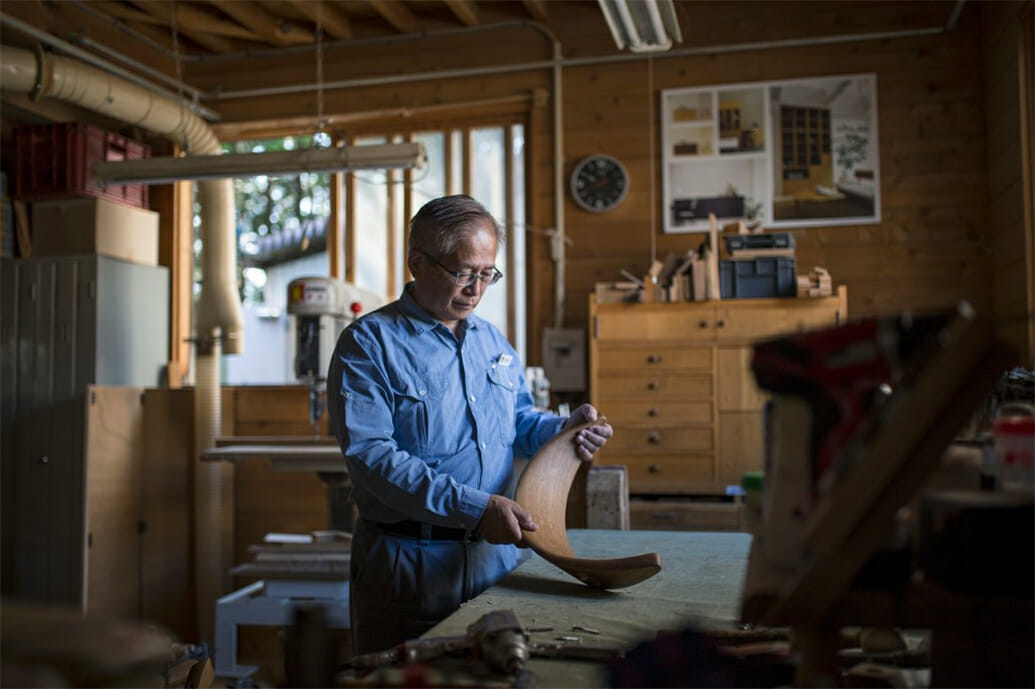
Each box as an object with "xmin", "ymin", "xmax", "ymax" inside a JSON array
[{"xmin": 542, "ymin": 327, "xmax": 586, "ymax": 392}]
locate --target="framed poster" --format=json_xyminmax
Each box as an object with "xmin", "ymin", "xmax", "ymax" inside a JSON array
[{"xmin": 662, "ymin": 74, "xmax": 880, "ymax": 232}]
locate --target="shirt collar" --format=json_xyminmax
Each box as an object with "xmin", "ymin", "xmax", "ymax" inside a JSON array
[{"xmin": 398, "ymin": 281, "xmax": 482, "ymax": 336}]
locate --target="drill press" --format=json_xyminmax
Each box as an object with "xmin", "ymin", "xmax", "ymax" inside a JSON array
[{"xmin": 287, "ymin": 276, "xmax": 350, "ymax": 435}]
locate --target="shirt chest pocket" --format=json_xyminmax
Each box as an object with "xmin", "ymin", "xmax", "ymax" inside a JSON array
[
  {"xmin": 394, "ymin": 375, "xmax": 449, "ymax": 457},
  {"xmin": 486, "ymin": 365, "xmax": 518, "ymax": 447}
]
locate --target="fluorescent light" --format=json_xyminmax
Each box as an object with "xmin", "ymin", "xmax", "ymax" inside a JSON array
[
  {"xmin": 92, "ymin": 141, "xmax": 426, "ymax": 186},
  {"xmin": 598, "ymin": 0, "xmax": 683, "ymax": 53}
]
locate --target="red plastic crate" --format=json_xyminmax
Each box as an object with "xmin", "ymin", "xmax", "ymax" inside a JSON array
[{"xmin": 13, "ymin": 122, "xmax": 151, "ymax": 209}]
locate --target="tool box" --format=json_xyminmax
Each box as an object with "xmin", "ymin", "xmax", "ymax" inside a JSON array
[
  {"xmin": 723, "ymin": 232, "xmax": 795, "ymax": 254},
  {"xmin": 13, "ymin": 122, "xmax": 151, "ymax": 209},
  {"xmin": 719, "ymin": 257, "xmax": 797, "ymax": 299}
]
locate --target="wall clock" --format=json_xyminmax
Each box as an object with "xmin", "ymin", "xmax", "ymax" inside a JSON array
[{"xmin": 570, "ymin": 154, "xmax": 629, "ymax": 213}]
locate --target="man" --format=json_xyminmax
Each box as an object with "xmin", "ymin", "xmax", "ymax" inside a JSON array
[{"xmin": 328, "ymin": 194, "xmax": 612, "ymax": 654}]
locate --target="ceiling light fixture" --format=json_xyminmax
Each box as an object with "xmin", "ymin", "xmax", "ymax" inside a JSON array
[
  {"xmin": 597, "ymin": 0, "xmax": 683, "ymax": 53},
  {"xmin": 92, "ymin": 141, "xmax": 426, "ymax": 186}
]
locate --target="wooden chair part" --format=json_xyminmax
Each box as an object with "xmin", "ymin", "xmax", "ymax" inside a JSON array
[{"xmin": 515, "ymin": 418, "xmax": 662, "ymax": 589}]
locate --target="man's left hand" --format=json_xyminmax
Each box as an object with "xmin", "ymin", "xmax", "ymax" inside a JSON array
[{"xmin": 562, "ymin": 404, "xmax": 613, "ymax": 461}]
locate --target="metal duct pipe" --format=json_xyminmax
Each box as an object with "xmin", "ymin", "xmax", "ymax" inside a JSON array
[{"xmin": 1, "ymin": 44, "xmax": 240, "ymax": 643}]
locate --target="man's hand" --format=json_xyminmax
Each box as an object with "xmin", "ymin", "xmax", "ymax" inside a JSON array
[
  {"xmin": 562, "ymin": 404, "xmax": 613, "ymax": 461},
  {"xmin": 478, "ymin": 495, "xmax": 538, "ymax": 546}
]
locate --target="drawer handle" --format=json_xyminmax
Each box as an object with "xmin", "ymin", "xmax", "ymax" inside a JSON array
[
  {"xmin": 647, "ymin": 353, "xmax": 663, "ymax": 364},
  {"xmin": 648, "ymin": 464, "xmax": 661, "ymax": 473},
  {"xmin": 716, "ymin": 319, "xmax": 725, "ymax": 328},
  {"xmin": 647, "ymin": 381, "xmax": 658, "ymax": 390},
  {"xmin": 651, "ymin": 511, "xmax": 676, "ymax": 521},
  {"xmin": 698, "ymin": 320, "xmax": 708, "ymax": 328},
  {"xmin": 647, "ymin": 408, "xmax": 660, "ymax": 417},
  {"xmin": 647, "ymin": 432, "xmax": 661, "ymax": 444}
]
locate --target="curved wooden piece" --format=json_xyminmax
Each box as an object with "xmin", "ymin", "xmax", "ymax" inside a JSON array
[{"xmin": 515, "ymin": 418, "xmax": 662, "ymax": 589}]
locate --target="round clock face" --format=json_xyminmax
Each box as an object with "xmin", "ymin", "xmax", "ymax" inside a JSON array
[{"xmin": 570, "ymin": 154, "xmax": 629, "ymax": 213}]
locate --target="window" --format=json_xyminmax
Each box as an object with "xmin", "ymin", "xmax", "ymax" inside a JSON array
[{"xmin": 218, "ymin": 122, "xmax": 528, "ymax": 384}]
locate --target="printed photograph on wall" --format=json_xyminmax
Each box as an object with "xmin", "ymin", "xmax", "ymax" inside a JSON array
[
  {"xmin": 660, "ymin": 73, "xmax": 880, "ymax": 233},
  {"xmin": 768, "ymin": 74, "xmax": 880, "ymax": 226}
]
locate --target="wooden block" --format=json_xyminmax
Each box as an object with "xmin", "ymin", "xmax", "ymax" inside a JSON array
[{"xmin": 586, "ymin": 465, "xmax": 630, "ymax": 530}]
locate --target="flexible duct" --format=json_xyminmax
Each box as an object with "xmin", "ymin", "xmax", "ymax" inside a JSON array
[{"xmin": 1, "ymin": 44, "xmax": 240, "ymax": 642}]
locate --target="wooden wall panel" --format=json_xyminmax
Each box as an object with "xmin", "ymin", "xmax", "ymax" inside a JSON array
[
  {"xmin": 141, "ymin": 388, "xmax": 196, "ymax": 642},
  {"xmin": 982, "ymin": 1, "xmax": 1035, "ymax": 366},
  {"xmin": 84, "ymin": 387, "xmax": 143, "ymax": 620},
  {"xmin": 230, "ymin": 386, "xmax": 329, "ymax": 567},
  {"xmin": 559, "ymin": 9, "xmax": 999, "ymax": 337}
]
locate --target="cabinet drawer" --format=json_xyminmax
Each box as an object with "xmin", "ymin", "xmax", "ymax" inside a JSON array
[
  {"xmin": 604, "ymin": 455, "xmax": 714, "ymax": 491},
  {"xmin": 600, "ymin": 401, "xmax": 712, "ymax": 426},
  {"xmin": 597, "ymin": 373, "xmax": 712, "ymax": 400},
  {"xmin": 606, "ymin": 426, "xmax": 713, "ymax": 453},
  {"xmin": 630, "ymin": 499, "xmax": 742, "ymax": 532},
  {"xmin": 714, "ymin": 303, "xmax": 842, "ymax": 342},
  {"xmin": 597, "ymin": 346, "xmax": 712, "ymax": 372},
  {"xmin": 596, "ymin": 308, "xmax": 717, "ymax": 341}
]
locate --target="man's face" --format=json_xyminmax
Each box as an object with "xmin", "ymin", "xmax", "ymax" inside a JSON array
[{"xmin": 410, "ymin": 220, "xmax": 499, "ymax": 328}]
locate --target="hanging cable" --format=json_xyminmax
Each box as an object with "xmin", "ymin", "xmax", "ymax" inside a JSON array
[{"xmin": 315, "ymin": 2, "xmax": 326, "ymax": 133}]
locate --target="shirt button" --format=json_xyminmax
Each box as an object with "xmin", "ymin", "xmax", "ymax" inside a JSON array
[
  {"xmin": 419, "ymin": 389, "xmax": 426, "ymax": 396},
  {"xmin": 469, "ymin": 394, "xmax": 476, "ymax": 402},
  {"xmin": 481, "ymin": 442, "xmax": 486, "ymax": 449}
]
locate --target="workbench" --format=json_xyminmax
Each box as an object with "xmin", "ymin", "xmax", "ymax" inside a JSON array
[{"xmin": 424, "ymin": 529, "xmax": 752, "ymax": 687}]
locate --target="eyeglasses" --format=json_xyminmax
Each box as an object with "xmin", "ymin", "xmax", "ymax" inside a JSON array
[{"xmin": 420, "ymin": 250, "xmax": 503, "ymax": 287}]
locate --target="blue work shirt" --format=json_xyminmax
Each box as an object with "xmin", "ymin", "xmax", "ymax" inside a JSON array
[{"xmin": 328, "ymin": 282, "xmax": 566, "ymax": 531}]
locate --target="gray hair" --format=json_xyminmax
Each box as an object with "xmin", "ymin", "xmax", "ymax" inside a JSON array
[{"xmin": 408, "ymin": 195, "xmax": 505, "ymax": 257}]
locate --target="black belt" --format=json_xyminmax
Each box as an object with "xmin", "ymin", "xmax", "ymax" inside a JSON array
[{"xmin": 374, "ymin": 520, "xmax": 481, "ymax": 542}]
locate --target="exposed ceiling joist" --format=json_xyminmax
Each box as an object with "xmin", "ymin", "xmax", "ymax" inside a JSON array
[
  {"xmin": 212, "ymin": 0, "xmax": 312, "ymax": 46},
  {"xmin": 134, "ymin": 1, "xmax": 260, "ymax": 41},
  {"xmin": 445, "ymin": 0, "xmax": 480, "ymax": 27},
  {"xmin": 93, "ymin": 1, "xmax": 164, "ymax": 26},
  {"xmin": 367, "ymin": 0, "xmax": 420, "ymax": 35},
  {"xmin": 293, "ymin": 1, "xmax": 352, "ymax": 41},
  {"xmin": 522, "ymin": 0, "xmax": 549, "ymax": 23}
]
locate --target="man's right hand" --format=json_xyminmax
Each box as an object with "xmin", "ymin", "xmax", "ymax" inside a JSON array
[{"xmin": 478, "ymin": 495, "xmax": 538, "ymax": 546}]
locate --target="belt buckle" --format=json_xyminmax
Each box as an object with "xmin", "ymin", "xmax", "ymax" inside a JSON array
[{"xmin": 420, "ymin": 523, "xmax": 433, "ymax": 540}]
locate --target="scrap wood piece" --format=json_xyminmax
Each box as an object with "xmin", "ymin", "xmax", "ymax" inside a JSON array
[{"xmin": 515, "ymin": 418, "xmax": 662, "ymax": 590}]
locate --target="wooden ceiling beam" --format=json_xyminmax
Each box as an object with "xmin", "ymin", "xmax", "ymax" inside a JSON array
[
  {"xmin": 131, "ymin": 1, "xmax": 259, "ymax": 42},
  {"xmin": 132, "ymin": 2, "xmax": 237, "ymax": 53},
  {"xmin": 211, "ymin": 1, "xmax": 313, "ymax": 46},
  {"xmin": 293, "ymin": 1, "xmax": 352, "ymax": 41},
  {"xmin": 367, "ymin": 0, "xmax": 419, "ymax": 34},
  {"xmin": 445, "ymin": 0, "xmax": 480, "ymax": 27},
  {"xmin": 522, "ymin": 0, "xmax": 549, "ymax": 23},
  {"xmin": 93, "ymin": 2, "xmax": 165, "ymax": 26}
]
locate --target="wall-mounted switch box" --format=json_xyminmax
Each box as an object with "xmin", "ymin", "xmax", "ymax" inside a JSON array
[{"xmin": 542, "ymin": 327, "xmax": 586, "ymax": 392}]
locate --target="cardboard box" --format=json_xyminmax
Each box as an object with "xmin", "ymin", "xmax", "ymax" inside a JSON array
[{"xmin": 31, "ymin": 197, "xmax": 159, "ymax": 266}]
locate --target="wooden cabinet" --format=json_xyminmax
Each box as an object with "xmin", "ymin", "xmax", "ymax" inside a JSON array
[{"xmin": 589, "ymin": 288, "xmax": 846, "ymax": 494}]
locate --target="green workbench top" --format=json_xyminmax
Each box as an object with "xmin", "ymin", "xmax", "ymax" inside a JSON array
[{"xmin": 424, "ymin": 529, "xmax": 753, "ymax": 687}]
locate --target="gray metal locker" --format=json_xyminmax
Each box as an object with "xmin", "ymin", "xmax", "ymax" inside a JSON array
[{"xmin": 1, "ymin": 255, "xmax": 169, "ymax": 606}]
